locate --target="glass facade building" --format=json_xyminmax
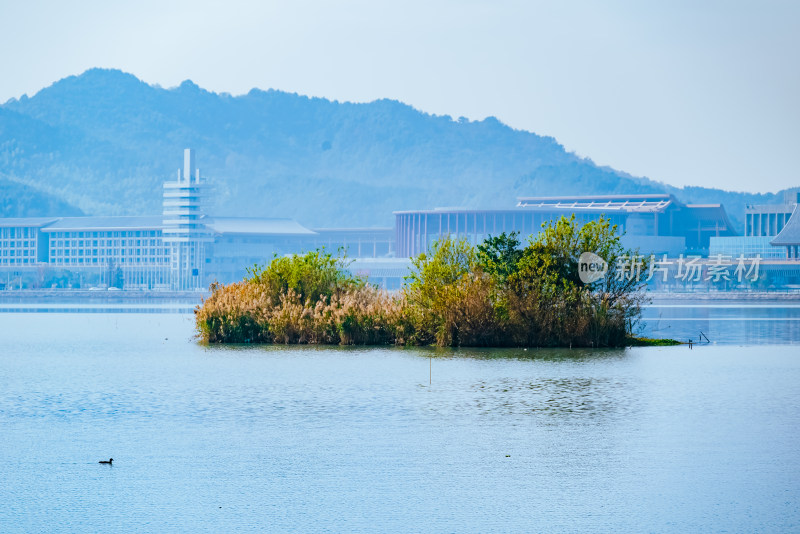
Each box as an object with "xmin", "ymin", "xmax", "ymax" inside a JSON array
[{"xmin": 709, "ymin": 236, "xmax": 787, "ymax": 259}]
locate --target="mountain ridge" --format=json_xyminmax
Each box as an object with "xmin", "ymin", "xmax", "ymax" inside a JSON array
[{"xmin": 0, "ymin": 68, "xmax": 787, "ymax": 229}]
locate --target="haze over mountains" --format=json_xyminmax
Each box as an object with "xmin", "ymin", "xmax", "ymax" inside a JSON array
[{"xmin": 0, "ymin": 68, "xmax": 785, "ymax": 230}]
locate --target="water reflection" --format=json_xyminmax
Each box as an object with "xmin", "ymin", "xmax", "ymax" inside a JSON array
[
  {"xmin": 416, "ymin": 346, "xmax": 630, "ymax": 363},
  {"xmin": 458, "ymin": 376, "xmax": 636, "ymax": 422},
  {"xmin": 194, "ymin": 344, "xmax": 639, "ymax": 423},
  {"xmin": 642, "ymin": 302, "xmax": 800, "ymax": 344},
  {"xmin": 2, "ymin": 298, "xmax": 799, "ymax": 344},
  {"xmin": 0, "ymin": 306, "xmax": 193, "ymax": 313}
]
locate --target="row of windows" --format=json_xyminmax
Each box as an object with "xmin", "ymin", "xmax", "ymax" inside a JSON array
[
  {"xmin": 0, "ymin": 227, "xmax": 35, "ymax": 238},
  {"xmin": 51, "ymin": 248, "xmax": 169, "ymax": 258},
  {"xmin": 745, "ymin": 213, "xmax": 792, "ymax": 237},
  {"xmin": 1, "ymin": 249, "xmax": 32, "ymax": 257},
  {"xmin": 50, "ymin": 257, "xmax": 170, "ymax": 265},
  {"xmin": 47, "ymin": 230, "xmax": 161, "ymax": 239},
  {"xmin": 709, "ymin": 237, "xmax": 787, "ymax": 259},
  {"xmin": 51, "ymin": 239, "xmax": 163, "ymax": 248},
  {"xmin": 0, "ymin": 241, "xmax": 35, "ymax": 250},
  {"xmin": 0, "ymin": 258, "xmax": 33, "ymax": 264}
]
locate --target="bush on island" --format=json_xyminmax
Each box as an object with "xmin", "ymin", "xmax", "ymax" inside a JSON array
[{"xmin": 195, "ymin": 215, "xmax": 652, "ymax": 347}]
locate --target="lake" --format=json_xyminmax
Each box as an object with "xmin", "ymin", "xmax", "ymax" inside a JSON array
[{"xmin": 0, "ymin": 303, "xmax": 798, "ymax": 532}]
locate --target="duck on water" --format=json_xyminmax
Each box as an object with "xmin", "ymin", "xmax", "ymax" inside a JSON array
[{"xmin": 98, "ymin": 458, "xmax": 113, "ymax": 465}]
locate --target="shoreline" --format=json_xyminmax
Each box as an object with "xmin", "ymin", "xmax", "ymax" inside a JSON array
[
  {"xmin": 2, "ymin": 288, "xmax": 799, "ymax": 301},
  {"xmin": 0, "ymin": 289, "xmax": 208, "ymax": 303},
  {"xmin": 194, "ymin": 336, "xmax": 684, "ymax": 348},
  {"xmin": 648, "ymin": 291, "xmax": 800, "ymax": 302}
]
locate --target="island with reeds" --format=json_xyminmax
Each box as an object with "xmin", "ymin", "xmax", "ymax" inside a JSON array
[{"xmin": 195, "ymin": 216, "xmax": 677, "ymax": 347}]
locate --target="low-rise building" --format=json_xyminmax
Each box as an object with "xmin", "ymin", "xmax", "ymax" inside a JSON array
[
  {"xmin": 394, "ymin": 194, "xmax": 736, "ymax": 258},
  {"xmin": 0, "ymin": 217, "xmax": 55, "ymax": 266},
  {"xmin": 41, "ymin": 216, "xmax": 170, "ymax": 288},
  {"xmin": 710, "ymin": 191, "xmax": 800, "ymax": 261},
  {"xmin": 771, "ymin": 205, "xmax": 800, "ymax": 259},
  {"xmin": 745, "ymin": 190, "xmax": 799, "ymax": 236}
]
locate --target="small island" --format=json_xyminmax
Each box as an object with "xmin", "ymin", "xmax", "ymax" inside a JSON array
[{"xmin": 195, "ymin": 216, "xmax": 677, "ymax": 347}]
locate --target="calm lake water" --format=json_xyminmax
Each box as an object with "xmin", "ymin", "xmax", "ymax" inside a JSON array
[
  {"xmin": 641, "ymin": 300, "xmax": 800, "ymax": 345},
  {"xmin": 1, "ymin": 304, "xmax": 798, "ymax": 532}
]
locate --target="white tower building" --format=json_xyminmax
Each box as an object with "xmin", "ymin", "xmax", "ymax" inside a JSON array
[{"xmin": 162, "ymin": 149, "xmax": 212, "ymax": 290}]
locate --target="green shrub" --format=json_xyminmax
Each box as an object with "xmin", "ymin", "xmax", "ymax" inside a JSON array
[{"xmin": 195, "ymin": 217, "xmax": 649, "ymax": 347}]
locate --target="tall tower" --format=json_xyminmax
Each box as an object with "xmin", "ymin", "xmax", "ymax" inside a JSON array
[{"xmin": 162, "ymin": 149, "xmax": 212, "ymax": 290}]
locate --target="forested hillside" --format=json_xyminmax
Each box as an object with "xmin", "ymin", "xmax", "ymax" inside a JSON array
[{"xmin": 0, "ymin": 69, "xmax": 784, "ymax": 229}]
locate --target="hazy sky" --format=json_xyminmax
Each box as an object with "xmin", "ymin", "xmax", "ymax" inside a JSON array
[{"xmin": 1, "ymin": 0, "xmax": 798, "ymax": 193}]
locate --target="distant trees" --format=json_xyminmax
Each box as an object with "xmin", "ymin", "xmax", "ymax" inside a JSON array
[
  {"xmin": 195, "ymin": 216, "xmax": 650, "ymax": 347},
  {"xmin": 0, "ymin": 177, "xmax": 83, "ymax": 218}
]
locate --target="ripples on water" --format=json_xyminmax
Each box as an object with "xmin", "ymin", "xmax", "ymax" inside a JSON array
[
  {"xmin": 641, "ymin": 301, "xmax": 800, "ymax": 344},
  {"xmin": 0, "ymin": 308, "xmax": 798, "ymax": 532}
]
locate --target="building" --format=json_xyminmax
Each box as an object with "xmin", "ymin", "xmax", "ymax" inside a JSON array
[
  {"xmin": 204, "ymin": 222, "xmax": 395, "ymax": 284},
  {"xmin": 709, "ymin": 236, "xmax": 786, "ymax": 260},
  {"xmin": 0, "ymin": 149, "xmax": 398, "ymax": 290},
  {"xmin": 710, "ymin": 190, "xmax": 800, "ymax": 261},
  {"xmin": 162, "ymin": 149, "xmax": 214, "ymax": 290},
  {"xmin": 745, "ymin": 190, "xmax": 799, "ymax": 236},
  {"xmin": 771, "ymin": 204, "xmax": 800, "ymax": 259},
  {"xmin": 8, "ymin": 149, "xmax": 800, "ymax": 292},
  {"xmin": 0, "ymin": 217, "xmax": 55, "ymax": 266},
  {"xmin": 42, "ymin": 216, "xmax": 170, "ymax": 288},
  {"xmin": 204, "ymin": 217, "xmax": 320, "ymax": 283},
  {"xmin": 348, "ymin": 258, "xmax": 412, "ymax": 290},
  {"xmin": 394, "ymin": 194, "xmax": 736, "ymax": 258},
  {"xmin": 310, "ymin": 228, "xmax": 394, "ymax": 259}
]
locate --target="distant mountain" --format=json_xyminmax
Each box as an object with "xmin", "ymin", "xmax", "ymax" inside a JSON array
[
  {"xmin": 0, "ymin": 175, "xmax": 83, "ymax": 218},
  {"xmin": 0, "ymin": 68, "xmax": 787, "ymax": 229}
]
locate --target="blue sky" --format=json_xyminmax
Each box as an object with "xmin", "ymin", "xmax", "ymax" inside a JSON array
[{"xmin": 1, "ymin": 0, "xmax": 797, "ymax": 193}]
